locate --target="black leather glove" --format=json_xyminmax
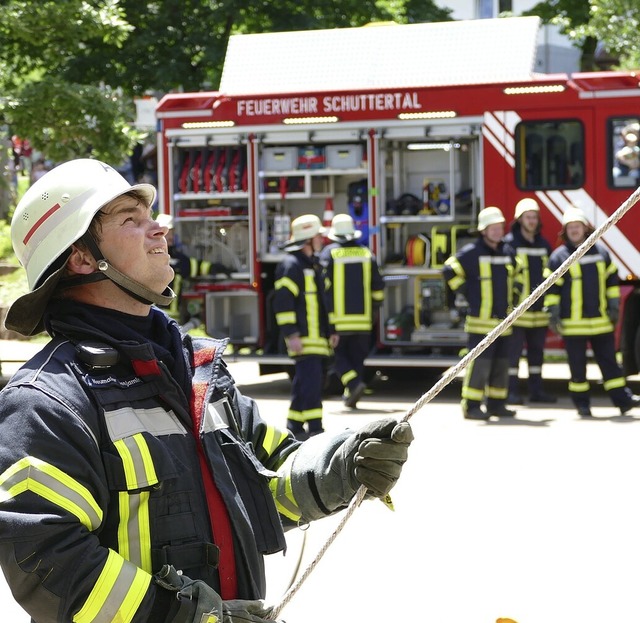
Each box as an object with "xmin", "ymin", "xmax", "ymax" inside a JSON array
[
  {"xmin": 607, "ymin": 298, "xmax": 620, "ymax": 324},
  {"xmin": 546, "ymin": 305, "xmax": 562, "ymax": 335},
  {"xmin": 343, "ymin": 418, "xmax": 414, "ymax": 498},
  {"xmin": 154, "ymin": 565, "xmax": 279, "ymax": 623}
]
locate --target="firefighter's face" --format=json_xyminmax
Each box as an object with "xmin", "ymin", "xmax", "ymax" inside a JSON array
[
  {"xmin": 311, "ymin": 233, "xmax": 324, "ymax": 253},
  {"xmin": 519, "ymin": 211, "xmax": 539, "ymax": 234},
  {"xmin": 98, "ymin": 196, "xmax": 174, "ymax": 293},
  {"xmin": 565, "ymin": 221, "xmax": 588, "ymax": 245},
  {"xmin": 482, "ymin": 222, "xmax": 504, "ymax": 246}
]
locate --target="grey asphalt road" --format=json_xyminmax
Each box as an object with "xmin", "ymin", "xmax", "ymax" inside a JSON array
[{"xmin": 2, "ymin": 344, "xmax": 640, "ymax": 622}]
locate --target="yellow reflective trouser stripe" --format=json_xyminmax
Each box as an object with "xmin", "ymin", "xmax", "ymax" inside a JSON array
[
  {"xmin": 73, "ymin": 550, "xmax": 150, "ymax": 623},
  {"xmin": 114, "ymin": 434, "xmax": 158, "ymax": 489},
  {"xmin": 341, "ymin": 370, "xmax": 357, "ymax": 386},
  {"xmin": 0, "ymin": 456, "xmax": 102, "ymax": 531},
  {"xmin": 604, "ymin": 376, "xmax": 626, "ymax": 391},
  {"xmin": 288, "ymin": 408, "xmax": 322, "ymax": 422},
  {"xmin": 269, "ymin": 454, "xmax": 301, "ymax": 521},
  {"xmin": 486, "ymin": 385, "xmax": 508, "ymax": 399},
  {"xmin": 261, "ymin": 426, "xmax": 289, "ymax": 458},
  {"xmin": 118, "ymin": 491, "xmax": 152, "ymax": 573},
  {"xmin": 569, "ymin": 381, "xmax": 590, "ymax": 393},
  {"xmin": 275, "ymin": 276, "xmax": 300, "ymax": 298}
]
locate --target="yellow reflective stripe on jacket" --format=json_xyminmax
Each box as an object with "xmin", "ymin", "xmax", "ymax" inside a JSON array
[
  {"xmin": 114, "ymin": 434, "xmax": 158, "ymax": 490},
  {"xmin": 118, "ymin": 491, "xmax": 152, "ymax": 573},
  {"xmin": 275, "ymin": 275, "xmax": 300, "ymax": 298},
  {"xmin": 261, "ymin": 426, "xmax": 290, "ymax": 458},
  {"xmin": 303, "ymin": 268, "xmax": 321, "ymax": 337},
  {"xmin": 330, "ymin": 250, "xmax": 373, "ymax": 330},
  {"xmin": 479, "ymin": 260, "xmax": 492, "ymax": 318},
  {"xmin": 0, "ymin": 456, "xmax": 102, "ymax": 531},
  {"xmin": 269, "ymin": 454, "xmax": 301, "ymax": 522},
  {"xmin": 73, "ymin": 550, "xmax": 150, "ymax": 623},
  {"xmin": 444, "ymin": 256, "xmax": 465, "ymax": 291},
  {"xmin": 465, "ymin": 316, "xmax": 512, "ymax": 335},
  {"xmin": 276, "ymin": 311, "xmax": 297, "ymax": 325}
]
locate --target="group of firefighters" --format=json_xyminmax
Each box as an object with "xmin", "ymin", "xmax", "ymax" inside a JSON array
[
  {"xmin": 165, "ymin": 195, "xmax": 640, "ymax": 429},
  {"xmin": 444, "ymin": 198, "xmax": 640, "ymax": 420}
]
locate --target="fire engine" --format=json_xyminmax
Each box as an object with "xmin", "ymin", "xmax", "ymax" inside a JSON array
[{"xmin": 155, "ymin": 17, "xmax": 640, "ymax": 377}]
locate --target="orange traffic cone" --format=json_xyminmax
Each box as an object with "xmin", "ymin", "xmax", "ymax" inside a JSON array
[{"xmin": 322, "ymin": 198, "xmax": 334, "ymax": 244}]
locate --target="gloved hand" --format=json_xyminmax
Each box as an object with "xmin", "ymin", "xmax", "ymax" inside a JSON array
[
  {"xmin": 223, "ymin": 600, "xmax": 279, "ymax": 623},
  {"xmin": 342, "ymin": 418, "xmax": 414, "ymax": 498},
  {"xmin": 546, "ymin": 305, "xmax": 562, "ymax": 335},
  {"xmin": 607, "ymin": 298, "xmax": 620, "ymax": 324},
  {"xmin": 154, "ymin": 565, "xmax": 280, "ymax": 623}
]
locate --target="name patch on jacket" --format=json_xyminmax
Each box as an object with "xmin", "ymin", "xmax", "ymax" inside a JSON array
[{"xmin": 73, "ymin": 363, "xmax": 144, "ymax": 390}]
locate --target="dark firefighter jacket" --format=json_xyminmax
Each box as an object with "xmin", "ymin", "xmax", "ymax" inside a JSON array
[
  {"xmin": 0, "ymin": 304, "xmax": 360, "ymax": 623},
  {"xmin": 443, "ymin": 237, "xmax": 518, "ymax": 335},
  {"xmin": 503, "ymin": 222, "xmax": 552, "ymax": 329},
  {"xmin": 273, "ymin": 250, "xmax": 333, "ymax": 357},
  {"xmin": 543, "ymin": 241, "xmax": 620, "ymax": 336},
  {"xmin": 320, "ymin": 240, "xmax": 385, "ymax": 333}
]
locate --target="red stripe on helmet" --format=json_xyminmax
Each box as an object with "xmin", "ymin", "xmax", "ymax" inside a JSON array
[{"xmin": 23, "ymin": 203, "xmax": 62, "ymax": 245}]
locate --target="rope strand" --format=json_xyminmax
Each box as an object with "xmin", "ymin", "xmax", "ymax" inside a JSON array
[{"xmin": 270, "ymin": 186, "xmax": 640, "ymax": 619}]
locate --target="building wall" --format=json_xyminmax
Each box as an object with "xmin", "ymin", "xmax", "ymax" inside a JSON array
[{"xmin": 437, "ymin": 1, "xmax": 581, "ymax": 73}]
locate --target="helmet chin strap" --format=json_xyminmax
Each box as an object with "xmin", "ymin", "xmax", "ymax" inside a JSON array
[{"xmin": 77, "ymin": 232, "xmax": 175, "ymax": 307}]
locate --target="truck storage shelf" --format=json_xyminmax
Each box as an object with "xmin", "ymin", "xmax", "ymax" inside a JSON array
[
  {"xmin": 174, "ymin": 192, "xmax": 249, "ymax": 200},
  {"xmin": 381, "ymin": 215, "xmax": 455, "ymax": 223},
  {"xmin": 258, "ymin": 168, "xmax": 367, "ymax": 176}
]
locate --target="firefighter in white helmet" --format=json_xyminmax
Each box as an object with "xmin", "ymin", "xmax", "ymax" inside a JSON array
[
  {"xmin": 0, "ymin": 159, "xmax": 413, "ymax": 622},
  {"xmin": 443, "ymin": 206, "xmax": 520, "ymax": 420},
  {"xmin": 273, "ymin": 214, "xmax": 339, "ymax": 438},
  {"xmin": 503, "ymin": 197, "xmax": 556, "ymax": 405},
  {"xmin": 543, "ymin": 205, "xmax": 640, "ymax": 416}
]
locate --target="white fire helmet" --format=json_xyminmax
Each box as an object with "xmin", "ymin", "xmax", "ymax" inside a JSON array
[
  {"xmin": 6, "ymin": 158, "xmax": 157, "ymax": 335},
  {"xmin": 477, "ymin": 206, "xmax": 505, "ymax": 232},
  {"xmin": 562, "ymin": 206, "xmax": 590, "ymax": 227},
  {"xmin": 514, "ymin": 197, "xmax": 540, "ymax": 220}
]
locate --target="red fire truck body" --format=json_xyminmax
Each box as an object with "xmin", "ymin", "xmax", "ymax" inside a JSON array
[{"xmin": 156, "ymin": 62, "xmax": 640, "ymax": 376}]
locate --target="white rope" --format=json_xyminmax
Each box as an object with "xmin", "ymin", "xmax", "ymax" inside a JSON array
[{"xmin": 270, "ymin": 185, "xmax": 640, "ymax": 620}]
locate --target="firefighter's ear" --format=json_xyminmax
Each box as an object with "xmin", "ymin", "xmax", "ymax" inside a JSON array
[{"xmin": 66, "ymin": 244, "xmax": 98, "ymax": 275}]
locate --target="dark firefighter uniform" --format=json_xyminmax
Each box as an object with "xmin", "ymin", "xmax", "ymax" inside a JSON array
[
  {"xmin": 320, "ymin": 240, "xmax": 384, "ymax": 405},
  {"xmin": 0, "ymin": 303, "xmax": 363, "ymax": 622},
  {"xmin": 443, "ymin": 237, "xmax": 518, "ymax": 417},
  {"xmin": 503, "ymin": 222, "xmax": 553, "ymax": 400},
  {"xmin": 544, "ymin": 242, "xmax": 638, "ymax": 414},
  {"xmin": 167, "ymin": 250, "xmax": 213, "ymax": 324},
  {"xmin": 273, "ymin": 249, "xmax": 333, "ymax": 435}
]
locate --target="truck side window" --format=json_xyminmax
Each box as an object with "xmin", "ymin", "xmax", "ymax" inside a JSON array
[
  {"xmin": 610, "ymin": 116, "xmax": 640, "ymax": 189},
  {"xmin": 515, "ymin": 120, "xmax": 584, "ymax": 190}
]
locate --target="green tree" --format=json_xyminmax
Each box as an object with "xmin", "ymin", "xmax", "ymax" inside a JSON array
[
  {"xmin": 524, "ymin": 0, "xmax": 640, "ymax": 70},
  {"xmin": 0, "ymin": 0, "xmax": 451, "ymax": 169}
]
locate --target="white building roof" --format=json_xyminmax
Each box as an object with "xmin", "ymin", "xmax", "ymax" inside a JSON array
[{"xmin": 219, "ymin": 16, "xmax": 541, "ymax": 95}]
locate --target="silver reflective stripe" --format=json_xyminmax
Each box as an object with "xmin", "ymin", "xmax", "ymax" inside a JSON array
[
  {"xmin": 118, "ymin": 491, "xmax": 152, "ymax": 572},
  {"xmin": 0, "ymin": 456, "xmax": 102, "ymax": 531},
  {"xmin": 105, "ymin": 406, "xmax": 186, "ymax": 441},
  {"xmin": 204, "ymin": 398, "xmax": 233, "ymax": 433},
  {"xmin": 120, "ymin": 436, "xmax": 153, "ymax": 487}
]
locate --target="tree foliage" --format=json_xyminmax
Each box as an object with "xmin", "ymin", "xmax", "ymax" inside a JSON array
[{"xmin": 0, "ymin": 0, "xmax": 451, "ymax": 166}]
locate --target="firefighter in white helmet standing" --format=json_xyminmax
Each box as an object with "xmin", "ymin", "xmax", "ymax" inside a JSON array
[
  {"xmin": 543, "ymin": 206, "xmax": 640, "ymax": 417},
  {"xmin": 503, "ymin": 197, "xmax": 556, "ymax": 405},
  {"xmin": 0, "ymin": 159, "xmax": 413, "ymax": 622},
  {"xmin": 443, "ymin": 206, "xmax": 520, "ymax": 420}
]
